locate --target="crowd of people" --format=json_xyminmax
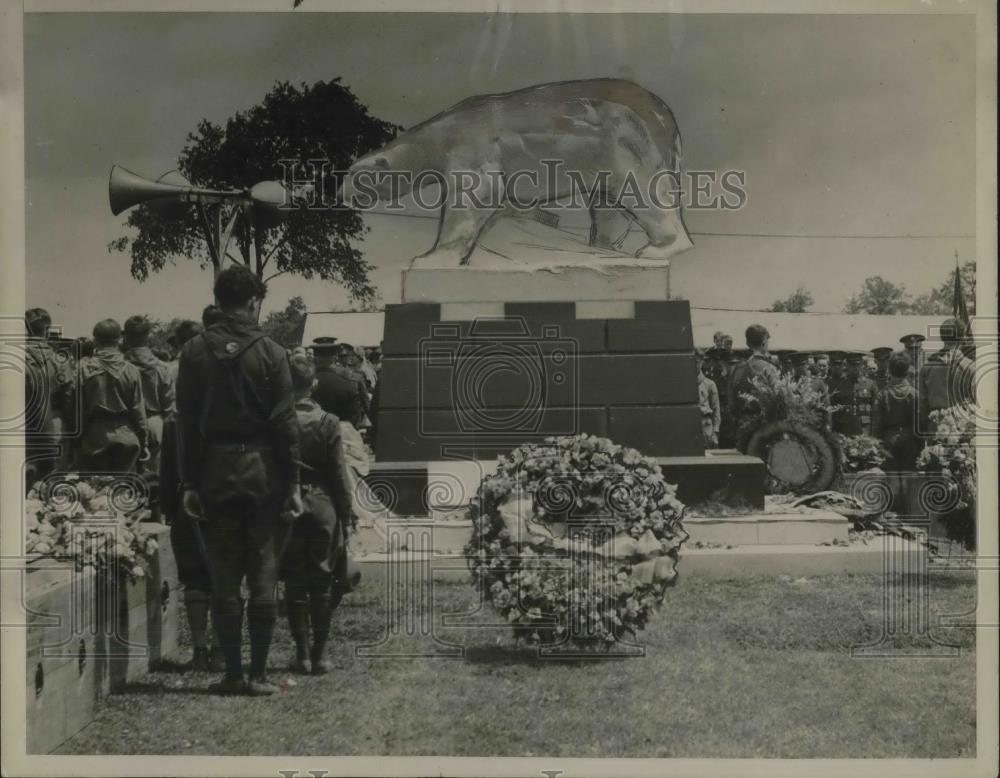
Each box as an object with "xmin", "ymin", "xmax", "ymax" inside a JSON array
[
  {"xmin": 24, "ymin": 267, "xmax": 383, "ymax": 696},
  {"xmin": 22, "ymin": 268, "xmax": 977, "ymax": 695},
  {"xmin": 694, "ymin": 320, "xmax": 977, "ymax": 477}
]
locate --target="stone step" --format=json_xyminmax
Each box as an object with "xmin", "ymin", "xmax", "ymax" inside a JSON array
[
  {"xmin": 353, "ymin": 539, "xmax": 926, "ymax": 580},
  {"xmin": 685, "ymin": 510, "xmax": 848, "ymax": 546}
]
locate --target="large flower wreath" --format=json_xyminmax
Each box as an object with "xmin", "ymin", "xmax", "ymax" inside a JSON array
[{"xmin": 466, "ymin": 434, "xmax": 688, "ymax": 645}]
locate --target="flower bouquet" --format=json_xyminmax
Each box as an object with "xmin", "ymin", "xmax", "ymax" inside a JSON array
[
  {"xmin": 916, "ymin": 404, "xmax": 978, "ymax": 548},
  {"xmin": 25, "ymin": 474, "xmax": 156, "ymax": 581},
  {"xmin": 836, "ymin": 434, "xmax": 889, "ymax": 473},
  {"xmin": 467, "ymin": 434, "xmax": 688, "ymax": 646},
  {"xmin": 737, "ymin": 374, "xmax": 837, "ymax": 443}
]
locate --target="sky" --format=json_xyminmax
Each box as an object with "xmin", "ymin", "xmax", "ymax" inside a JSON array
[{"xmin": 24, "ymin": 11, "xmax": 977, "ymax": 336}]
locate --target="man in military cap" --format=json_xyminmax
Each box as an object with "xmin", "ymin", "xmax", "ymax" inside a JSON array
[
  {"xmin": 68, "ymin": 319, "xmax": 149, "ymax": 473},
  {"xmin": 871, "ymin": 346, "xmax": 895, "ymax": 390},
  {"xmin": 789, "ymin": 351, "xmax": 812, "ymax": 380},
  {"xmin": 694, "ymin": 348, "xmax": 721, "ymax": 448},
  {"xmin": 918, "ymin": 317, "xmax": 976, "ymax": 432},
  {"xmin": 312, "ymin": 338, "xmax": 365, "ymax": 428},
  {"xmin": 176, "ymin": 266, "xmax": 302, "ymax": 696},
  {"xmin": 832, "ymin": 352, "xmax": 877, "ymax": 437},
  {"xmin": 806, "ymin": 352, "xmax": 833, "ymax": 428},
  {"xmin": 899, "ymin": 334, "xmax": 925, "ymax": 386},
  {"xmin": 123, "ymin": 316, "xmax": 175, "ymax": 476},
  {"xmin": 726, "ymin": 324, "xmax": 780, "ymax": 446},
  {"xmin": 282, "ymin": 354, "xmax": 354, "ymax": 675},
  {"xmin": 338, "ymin": 342, "xmax": 372, "ymax": 426}
]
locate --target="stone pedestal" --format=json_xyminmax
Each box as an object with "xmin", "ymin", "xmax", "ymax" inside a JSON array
[
  {"xmin": 372, "ymin": 262, "xmax": 763, "ymax": 511},
  {"xmin": 378, "ymin": 263, "xmax": 702, "ymax": 462}
]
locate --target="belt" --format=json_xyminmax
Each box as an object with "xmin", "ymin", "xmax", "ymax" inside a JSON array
[{"xmin": 207, "ymin": 442, "xmax": 272, "ymax": 452}]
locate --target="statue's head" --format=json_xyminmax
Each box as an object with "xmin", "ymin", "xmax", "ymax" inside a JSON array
[{"xmin": 340, "ymin": 139, "xmax": 428, "ymax": 206}]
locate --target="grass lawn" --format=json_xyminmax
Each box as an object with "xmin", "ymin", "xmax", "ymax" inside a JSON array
[{"xmin": 57, "ymin": 570, "xmax": 977, "ymax": 758}]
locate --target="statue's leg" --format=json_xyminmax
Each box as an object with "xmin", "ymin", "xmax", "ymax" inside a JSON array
[
  {"xmin": 631, "ymin": 200, "xmax": 694, "ymax": 260},
  {"xmin": 613, "ymin": 164, "xmax": 694, "ymax": 260},
  {"xmin": 588, "ymin": 204, "xmax": 632, "ymax": 251},
  {"xmin": 413, "ymin": 201, "xmax": 502, "ymax": 267}
]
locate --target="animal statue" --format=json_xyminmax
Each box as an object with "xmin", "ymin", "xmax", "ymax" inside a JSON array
[{"xmin": 341, "ymin": 79, "xmax": 694, "ymax": 266}]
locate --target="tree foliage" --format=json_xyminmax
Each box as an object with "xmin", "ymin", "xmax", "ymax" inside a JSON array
[
  {"xmin": 260, "ymin": 296, "xmax": 308, "ymax": 349},
  {"xmin": 843, "ymin": 262, "xmax": 976, "ymax": 316},
  {"xmin": 908, "ymin": 261, "xmax": 976, "ymax": 316},
  {"xmin": 769, "ymin": 286, "xmax": 814, "ymax": 313},
  {"xmin": 843, "ymin": 276, "xmax": 911, "ymax": 314},
  {"xmin": 108, "ymin": 79, "xmax": 398, "ymax": 304}
]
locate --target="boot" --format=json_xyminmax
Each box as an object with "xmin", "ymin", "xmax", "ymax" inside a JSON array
[
  {"xmin": 285, "ymin": 595, "xmax": 311, "ymax": 674},
  {"xmin": 309, "ymin": 592, "xmax": 334, "ymax": 675},
  {"xmin": 208, "ymin": 646, "xmax": 226, "ymax": 673},
  {"xmin": 210, "ymin": 598, "xmax": 245, "ymax": 692},
  {"xmin": 191, "ymin": 647, "xmax": 210, "ymax": 673},
  {"xmin": 184, "ymin": 590, "xmax": 211, "ymax": 671},
  {"xmin": 247, "ymin": 601, "xmax": 278, "ymax": 691}
]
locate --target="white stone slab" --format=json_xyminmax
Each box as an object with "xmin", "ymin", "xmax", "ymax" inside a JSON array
[
  {"xmin": 401, "ymin": 262, "xmax": 670, "ymax": 303},
  {"xmin": 426, "ymin": 459, "xmax": 497, "ymax": 507},
  {"xmin": 575, "ymin": 301, "xmax": 635, "ymax": 319},
  {"xmin": 439, "ymin": 302, "xmax": 505, "ymax": 320}
]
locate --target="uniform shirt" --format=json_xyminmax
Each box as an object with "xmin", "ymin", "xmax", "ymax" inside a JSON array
[
  {"xmin": 294, "ymin": 397, "xmax": 352, "ymax": 525},
  {"xmin": 832, "ymin": 375, "xmax": 877, "ymax": 437},
  {"xmin": 919, "ymin": 347, "xmax": 976, "ymax": 423},
  {"xmin": 726, "ymin": 353, "xmax": 780, "ymax": 419},
  {"xmin": 872, "ymin": 378, "xmax": 921, "ymax": 470},
  {"xmin": 70, "ymin": 347, "xmax": 148, "ymax": 446},
  {"xmin": 313, "ymin": 364, "xmax": 364, "ymax": 427},
  {"xmin": 697, "ymin": 372, "xmax": 721, "ymax": 432},
  {"xmin": 124, "ymin": 346, "xmax": 176, "ymax": 416},
  {"xmin": 176, "ymin": 313, "xmax": 299, "ymax": 489},
  {"xmin": 872, "ymin": 379, "xmax": 917, "ymax": 435},
  {"xmin": 24, "ymin": 339, "xmax": 74, "ymax": 423}
]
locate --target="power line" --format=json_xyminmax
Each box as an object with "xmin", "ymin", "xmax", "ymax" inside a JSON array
[{"xmin": 358, "ymin": 209, "xmax": 973, "ymax": 240}]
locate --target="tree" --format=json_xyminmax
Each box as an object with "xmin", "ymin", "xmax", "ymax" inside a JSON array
[
  {"xmin": 769, "ymin": 286, "xmax": 814, "ymax": 313},
  {"xmin": 260, "ymin": 296, "xmax": 308, "ymax": 349},
  {"xmin": 843, "ymin": 276, "xmax": 911, "ymax": 314},
  {"xmin": 108, "ymin": 79, "xmax": 398, "ymax": 304},
  {"xmin": 908, "ymin": 261, "xmax": 976, "ymax": 316}
]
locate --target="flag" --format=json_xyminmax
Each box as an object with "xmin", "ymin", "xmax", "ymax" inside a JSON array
[{"xmin": 952, "ymin": 256, "xmax": 971, "ymax": 333}]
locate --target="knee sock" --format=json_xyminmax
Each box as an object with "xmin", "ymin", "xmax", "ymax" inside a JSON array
[{"xmin": 247, "ymin": 601, "xmax": 278, "ymax": 677}]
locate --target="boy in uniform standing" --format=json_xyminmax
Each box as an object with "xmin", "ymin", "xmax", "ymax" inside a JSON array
[{"xmin": 282, "ymin": 355, "xmax": 354, "ymax": 675}]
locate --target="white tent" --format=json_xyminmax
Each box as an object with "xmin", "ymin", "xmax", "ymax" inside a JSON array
[
  {"xmin": 302, "ymin": 311, "xmax": 385, "ymax": 348},
  {"xmin": 690, "ymin": 309, "xmax": 948, "ymax": 352}
]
